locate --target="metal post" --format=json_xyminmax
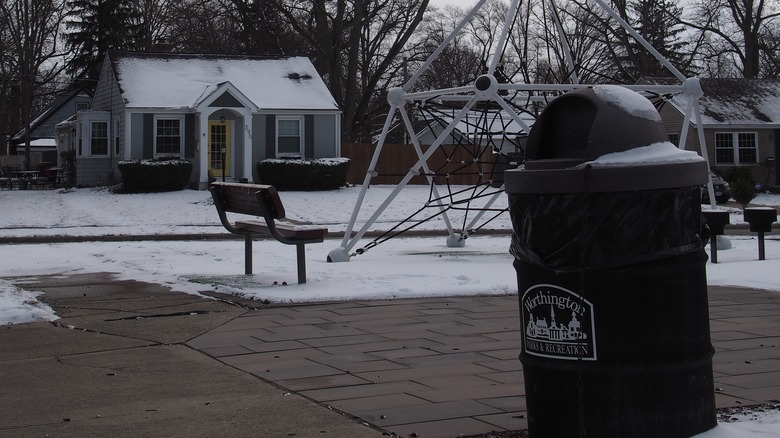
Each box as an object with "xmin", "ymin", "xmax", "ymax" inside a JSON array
[
  {"xmin": 244, "ymin": 234, "xmax": 253, "ymax": 274},
  {"xmin": 710, "ymin": 236, "xmax": 719, "ymax": 264},
  {"xmin": 758, "ymin": 232, "xmax": 766, "ymax": 261},
  {"xmin": 296, "ymin": 244, "xmax": 307, "ymax": 284},
  {"xmin": 221, "ymin": 147, "xmax": 226, "ymax": 182}
]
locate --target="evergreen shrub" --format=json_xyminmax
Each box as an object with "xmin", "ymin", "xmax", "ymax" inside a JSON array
[
  {"xmin": 720, "ymin": 166, "xmax": 757, "ymax": 208},
  {"xmin": 117, "ymin": 159, "xmax": 193, "ymax": 193},
  {"xmin": 256, "ymin": 158, "xmax": 350, "ymax": 190}
]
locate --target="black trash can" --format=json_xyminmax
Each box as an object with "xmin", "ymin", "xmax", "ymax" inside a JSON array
[{"xmin": 506, "ymin": 85, "xmax": 716, "ymax": 438}]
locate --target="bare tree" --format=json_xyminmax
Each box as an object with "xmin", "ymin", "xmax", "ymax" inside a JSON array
[
  {"xmin": 410, "ymin": 5, "xmax": 484, "ymax": 91},
  {"xmin": 759, "ymin": 24, "xmax": 780, "ymax": 77},
  {"xmin": 167, "ymin": 0, "xmax": 236, "ymax": 53},
  {"xmin": 0, "ymin": 10, "xmax": 19, "ymax": 152},
  {"xmin": 129, "ymin": 0, "xmax": 180, "ymax": 51},
  {"xmin": 535, "ymin": 0, "xmax": 615, "ymax": 84},
  {"xmin": 274, "ymin": 0, "xmax": 429, "ymax": 142},
  {"xmin": 560, "ymin": 0, "xmax": 698, "ymax": 83},
  {"xmin": 682, "ymin": 0, "xmax": 780, "ymax": 78},
  {"xmin": 1, "ymin": 0, "xmax": 66, "ymax": 169}
]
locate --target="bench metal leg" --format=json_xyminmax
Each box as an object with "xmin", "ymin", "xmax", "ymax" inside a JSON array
[
  {"xmin": 296, "ymin": 244, "xmax": 306, "ymax": 284},
  {"xmin": 245, "ymin": 234, "xmax": 253, "ymax": 275}
]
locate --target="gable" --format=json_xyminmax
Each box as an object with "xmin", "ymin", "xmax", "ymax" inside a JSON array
[{"xmin": 210, "ymin": 91, "xmax": 243, "ymax": 108}]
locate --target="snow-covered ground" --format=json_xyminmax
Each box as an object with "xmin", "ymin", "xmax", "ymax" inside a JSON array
[
  {"xmin": 1, "ymin": 185, "xmax": 779, "ymax": 436},
  {"xmin": 1, "ymin": 185, "xmax": 779, "ymax": 317}
]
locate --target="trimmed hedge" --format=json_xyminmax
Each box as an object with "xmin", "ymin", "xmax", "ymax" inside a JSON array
[
  {"xmin": 117, "ymin": 159, "xmax": 193, "ymax": 193},
  {"xmin": 257, "ymin": 158, "xmax": 350, "ymax": 190}
]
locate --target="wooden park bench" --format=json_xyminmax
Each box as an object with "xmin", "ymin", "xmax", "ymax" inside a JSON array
[{"xmin": 210, "ymin": 182, "xmax": 328, "ymax": 283}]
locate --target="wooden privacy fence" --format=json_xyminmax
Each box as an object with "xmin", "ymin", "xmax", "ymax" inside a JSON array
[{"xmin": 341, "ymin": 143, "xmax": 500, "ymax": 186}]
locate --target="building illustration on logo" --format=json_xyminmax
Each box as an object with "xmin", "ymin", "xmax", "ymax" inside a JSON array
[
  {"xmin": 521, "ymin": 284, "xmax": 597, "ymax": 361},
  {"xmin": 526, "ymin": 306, "xmax": 588, "ymax": 342}
]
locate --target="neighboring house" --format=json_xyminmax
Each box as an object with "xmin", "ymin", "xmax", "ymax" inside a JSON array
[
  {"xmin": 10, "ymin": 88, "xmax": 92, "ymax": 164},
  {"xmin": 654, "ymin": 78, "xmax": 779, "ymax": 187},
  {"xmin": 56, "ymin": 51, "xmax": 341, "ymax": 189}
]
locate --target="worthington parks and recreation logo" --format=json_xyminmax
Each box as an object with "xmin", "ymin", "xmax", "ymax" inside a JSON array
[{"xmin": 521, "ymin": 284, "xmax": 597, "ymax": 361}]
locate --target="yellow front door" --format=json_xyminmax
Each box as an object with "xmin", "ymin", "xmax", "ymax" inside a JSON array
[{"xmin": 208, "ymin": 121, "xmax": 232, "ymax": 178}]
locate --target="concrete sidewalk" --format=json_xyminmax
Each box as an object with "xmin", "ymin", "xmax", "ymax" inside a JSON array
[
  {"xmin": 0, "ymin": 273, "xmax": 383, "ymax": 438},
  {"xmin": 2, "ymin": 273, "xmax": 780, "ymax": 438},
  {"xmin": 188, "ymin": 285, "xmax": 780, "ymax": 437}
]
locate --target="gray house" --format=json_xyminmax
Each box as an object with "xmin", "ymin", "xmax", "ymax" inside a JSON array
[
  {"xmin": 11, "ymin": 88, "xmax": 92, "ymax": 164},
  {"xmin": 656, "ymin": 78, "xmax": 779, "ymax": 188},
  {"xmin": 57, "ymin": 52, "xmax": 341, "ymax": 189}
]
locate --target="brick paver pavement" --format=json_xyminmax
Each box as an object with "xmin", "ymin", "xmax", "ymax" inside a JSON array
[{"xmin": 187, "ymin": 286, "xmax": 780, "ymax": 438}]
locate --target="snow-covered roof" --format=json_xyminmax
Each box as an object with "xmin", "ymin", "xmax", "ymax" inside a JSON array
[
  {"xmin": 660, "ymin": 78, "xmax": 780, "ymax": 126},
  {"xmin": 110, "ymin": 52, "xmax": 339, "ymax": 112}
]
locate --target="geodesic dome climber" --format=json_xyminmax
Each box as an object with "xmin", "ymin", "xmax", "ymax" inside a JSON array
[{"xmin": 327, "ymin": 0, "xmax": 716, "ymax": 263}]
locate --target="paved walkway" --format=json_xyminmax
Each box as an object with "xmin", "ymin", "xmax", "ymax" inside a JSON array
[
  {"xmin": 188, "ymin": 286, "xmax": 780, "ymax": 438},
  {"xmin": 0, "ymin": 274, "xmax": 384, "ymax": 438},
  {"xmin": 3, "ymin": 273, "xmax": 779, "ymax": 438}
]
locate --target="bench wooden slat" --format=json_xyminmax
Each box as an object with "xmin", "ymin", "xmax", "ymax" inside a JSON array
[
  {"xmin": 214, "ymin": 182, "xmax": 286, "ymax": 219},
  {"xmin": 235, "ymin": 220, "xmax": 328, "ymax": 240}
]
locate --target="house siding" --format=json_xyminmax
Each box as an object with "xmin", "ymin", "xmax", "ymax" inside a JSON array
[
  {"xmin": 28, "ymin": 95, "xmax": 92, "ymax": 140},
  {"xmin": 660, "ymin": 102, "xmax": 778, "ymax": 184},
  {"xmin": 129, "ymin": 113, "xmax": 145, "ymax": 160},
  {"xmin": 76, "ymin": 157, "xmax": 114, "ymax": 187},
  {"xmin": 265, "ymin": 115, "xmax": 275, "ymax": 159},
  {"xmin": 775, "ymin": 130, "xmax": 780, "ymax": 186},
  {"xmin": 87, "ymin": 57, "xmax": 127, "ymax": 184},
  {"xmin": 312, "ymin": 114, "xmax": 337, "ymax": 157}
]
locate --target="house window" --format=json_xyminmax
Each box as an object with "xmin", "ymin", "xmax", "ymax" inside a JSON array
[
  {"xmin": 667, "ymin": 133, "xmax": 680, "ymax": 146},
  {"xmin": 277, "ymin": 117, "xmax": 303, "ymax": 156},
  {"xmin": 90, "ymin": 121, "xmax": 108, "ymax": 156},
  {"xmin": 155, "ymin": 117, "xmax": 183, "ymax": 156},
  {"xmin": 715, "ymin": 132, "xmax": 758, "ymax": 165}
]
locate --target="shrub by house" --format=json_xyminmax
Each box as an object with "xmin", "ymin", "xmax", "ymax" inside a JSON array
[
  {"xmin": 257, "ymin": 158, "xmax": 350, "ymax": 190},
  {"xmin": 117, "ymin": 159, "xmax": 193, "ymax": 193}
]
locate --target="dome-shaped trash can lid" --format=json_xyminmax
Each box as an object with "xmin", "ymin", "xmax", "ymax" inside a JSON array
[{"xmin": 524, "ymin": 85, "xmax": 668, "ymax": 166}]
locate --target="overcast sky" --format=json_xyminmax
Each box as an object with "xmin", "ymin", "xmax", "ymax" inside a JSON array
[{"xmin": 429, "ymin": 0, "xmax": 478, "ymax": 9}]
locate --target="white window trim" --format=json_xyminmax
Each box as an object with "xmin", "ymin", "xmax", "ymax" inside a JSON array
[
  {"xmin": 153, "ymin": 115, "xmax": 185, "ymax": 158},
  {"xmin": 714, "ymin": 131, "xmax": 759, "ymax": 165},
  {"xmin": 667, "ymin": 132, "xmax": 680, "ymax": 147},
  {"xmin": 276, "ymin": 116, "xmax": 304, "ymax": 157},
  {"xmin": 114, "ymin": 119, "xmax": 120, "ymax": 155},
  {"xmin": 88, "ymin": 120, "xmax": 109, "ymax": 157}
]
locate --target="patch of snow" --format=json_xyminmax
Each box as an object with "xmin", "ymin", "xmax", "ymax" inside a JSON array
[
  {"xmin": 579, "ymin": 141, "xmax": 705, "ymax": 167},
  {"xmin": 593, "ymin": 85, "xmax": 662, "ymax": 121},
  {"xmin": 0, "ymin": 279, "xmax": 58, "ymax": 325}
]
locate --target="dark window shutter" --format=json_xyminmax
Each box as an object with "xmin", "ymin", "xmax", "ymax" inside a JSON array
[
  {"xmin": 184, "ymin": 114, "xmax": 195, "ymax": 158},
  {"xmin": 143, "ymin": 114, "xmax": 153, "ymax": 158},
  {"xmin": 266, "ymin": 115, "xmax": 276, "ymax": 159},
  {"xmin": 305, "ymin": 115, "xmax": 314, "ymax": 158}
]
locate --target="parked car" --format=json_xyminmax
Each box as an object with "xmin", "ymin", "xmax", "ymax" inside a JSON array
[{"xmin": 702, "ymin": 171, "xmax": 731, "ymax": 204}]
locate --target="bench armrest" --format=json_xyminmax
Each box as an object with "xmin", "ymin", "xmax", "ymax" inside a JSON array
[{"xmin": 210, "ymin": 185, "xmax": 246, "ymax": 236}]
